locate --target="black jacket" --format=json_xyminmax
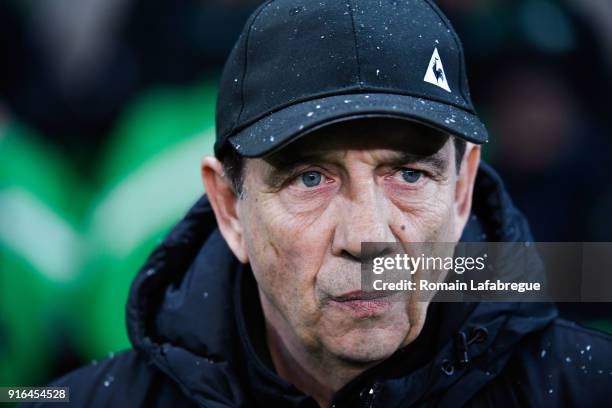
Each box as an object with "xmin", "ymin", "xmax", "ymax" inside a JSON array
[{"xmin": 31, "ymin": 163, "xmax": 612, "ymax": 407}]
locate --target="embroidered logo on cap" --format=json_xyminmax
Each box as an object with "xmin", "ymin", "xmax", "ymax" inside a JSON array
[{"xmin": 424, "ymin": 47, "xmax": 451, "ymax": 93}]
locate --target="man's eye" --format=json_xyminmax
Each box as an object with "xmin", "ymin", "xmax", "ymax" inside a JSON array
[
  {"xmin": 301, "ymin": 171, "xmax": 323, "ymax": 187},
  {"xmin": 400, "ymin": 168, "xmax": 422, "ymax": 184}
]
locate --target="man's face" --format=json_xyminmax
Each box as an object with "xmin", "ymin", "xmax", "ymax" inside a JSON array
[{"xmin": 219, "ymin": 118, "xmax": 477, "ymax": 365}]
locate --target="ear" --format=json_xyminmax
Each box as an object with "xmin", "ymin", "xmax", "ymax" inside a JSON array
[
  {"xmin": 453, "ymin": 143, "xmax": 481, "ymax": 241},
  {"xmin": 201, "ymin": 156, "xmax": 249, "ymax": 263}
]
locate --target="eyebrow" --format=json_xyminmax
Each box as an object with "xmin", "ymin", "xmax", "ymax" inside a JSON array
[
  {"xmin": 385, "ymin": 151, "xmax": 449, "ymax": 174},
  {"xmin": 264, "ymin": 152, "xmax": 328, "ymax": 186},
  {"xmin": 264, "ymin": 148, "xmax": 449, "ymax": 186}
]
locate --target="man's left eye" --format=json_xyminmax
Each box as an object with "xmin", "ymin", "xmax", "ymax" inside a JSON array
[{"xmin": 400, "ymin": 168, "xmax": 423, "ymax": 183}]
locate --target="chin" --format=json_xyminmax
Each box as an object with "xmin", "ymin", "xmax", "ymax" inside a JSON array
[{"xmin": 323, "ymin": 324, "xmax": 409, "ymax": 365}]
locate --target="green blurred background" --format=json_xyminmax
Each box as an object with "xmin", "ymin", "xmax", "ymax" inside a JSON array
[
  {"xmin": 0, "ymin": 80, "xmax": 217, "ymax": 386},
  {"xmin": 1, "ymin": 0, "xmax": 612, "ymax": 389}
]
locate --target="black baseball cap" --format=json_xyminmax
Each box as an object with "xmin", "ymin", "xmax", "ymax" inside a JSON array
[{"xmin": 214, "ymin": 0, "xmax": 489, "ymax": 159}]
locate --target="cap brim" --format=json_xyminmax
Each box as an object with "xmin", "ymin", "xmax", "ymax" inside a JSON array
[{"xmin": 228, "ymin": 93, "xmax": 488, "ymax": 158}]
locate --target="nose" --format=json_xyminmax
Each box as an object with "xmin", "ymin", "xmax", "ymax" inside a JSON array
[{"xmin": 331, "ymin": 182, "xmax": 396, "ymax": 261}]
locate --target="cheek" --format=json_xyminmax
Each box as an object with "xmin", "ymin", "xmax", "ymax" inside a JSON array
[
  {"xmin": 245, "ymin": 193, "xmax": 333, "ymax": 262},
  {"xmin": 240, "ymin": 194, "xmax": 332, "ymax": 328},
  {"xmin": 389, "ymin": 183, "xmax": 456, "ymax": 241}
]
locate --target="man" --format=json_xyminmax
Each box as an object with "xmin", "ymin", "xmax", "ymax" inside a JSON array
[{"xmin": 34, "ymin": 0, "xmax": 612, "ymax": 407}]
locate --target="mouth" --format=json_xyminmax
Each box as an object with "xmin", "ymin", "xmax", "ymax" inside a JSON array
[{"xmin": 329, "ymin": 290, "xmax": 394, "ymax": 318}]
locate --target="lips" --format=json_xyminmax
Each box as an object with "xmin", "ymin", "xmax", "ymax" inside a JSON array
[
  {"xmin": 332, "ymin": 290, "xmax": 393, "ymax": 302},
  {"xmin": 330, "ymin": 290, "xmax": 393, "ymax": 318}
]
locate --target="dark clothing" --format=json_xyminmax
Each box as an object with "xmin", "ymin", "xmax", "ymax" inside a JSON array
[{"xmin": 31, "ymin": 163, "xmax": 612, "ymax": 407}]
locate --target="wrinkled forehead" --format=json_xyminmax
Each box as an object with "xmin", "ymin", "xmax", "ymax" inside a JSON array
[{"xmin": 263, "ymin": 118, "xmax": 451, "ymax": 167}]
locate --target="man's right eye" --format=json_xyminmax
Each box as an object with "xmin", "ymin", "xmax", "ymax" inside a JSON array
[{"xmin": 301, "ymin": 171, "xmax": 323, "ymax": 187}]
